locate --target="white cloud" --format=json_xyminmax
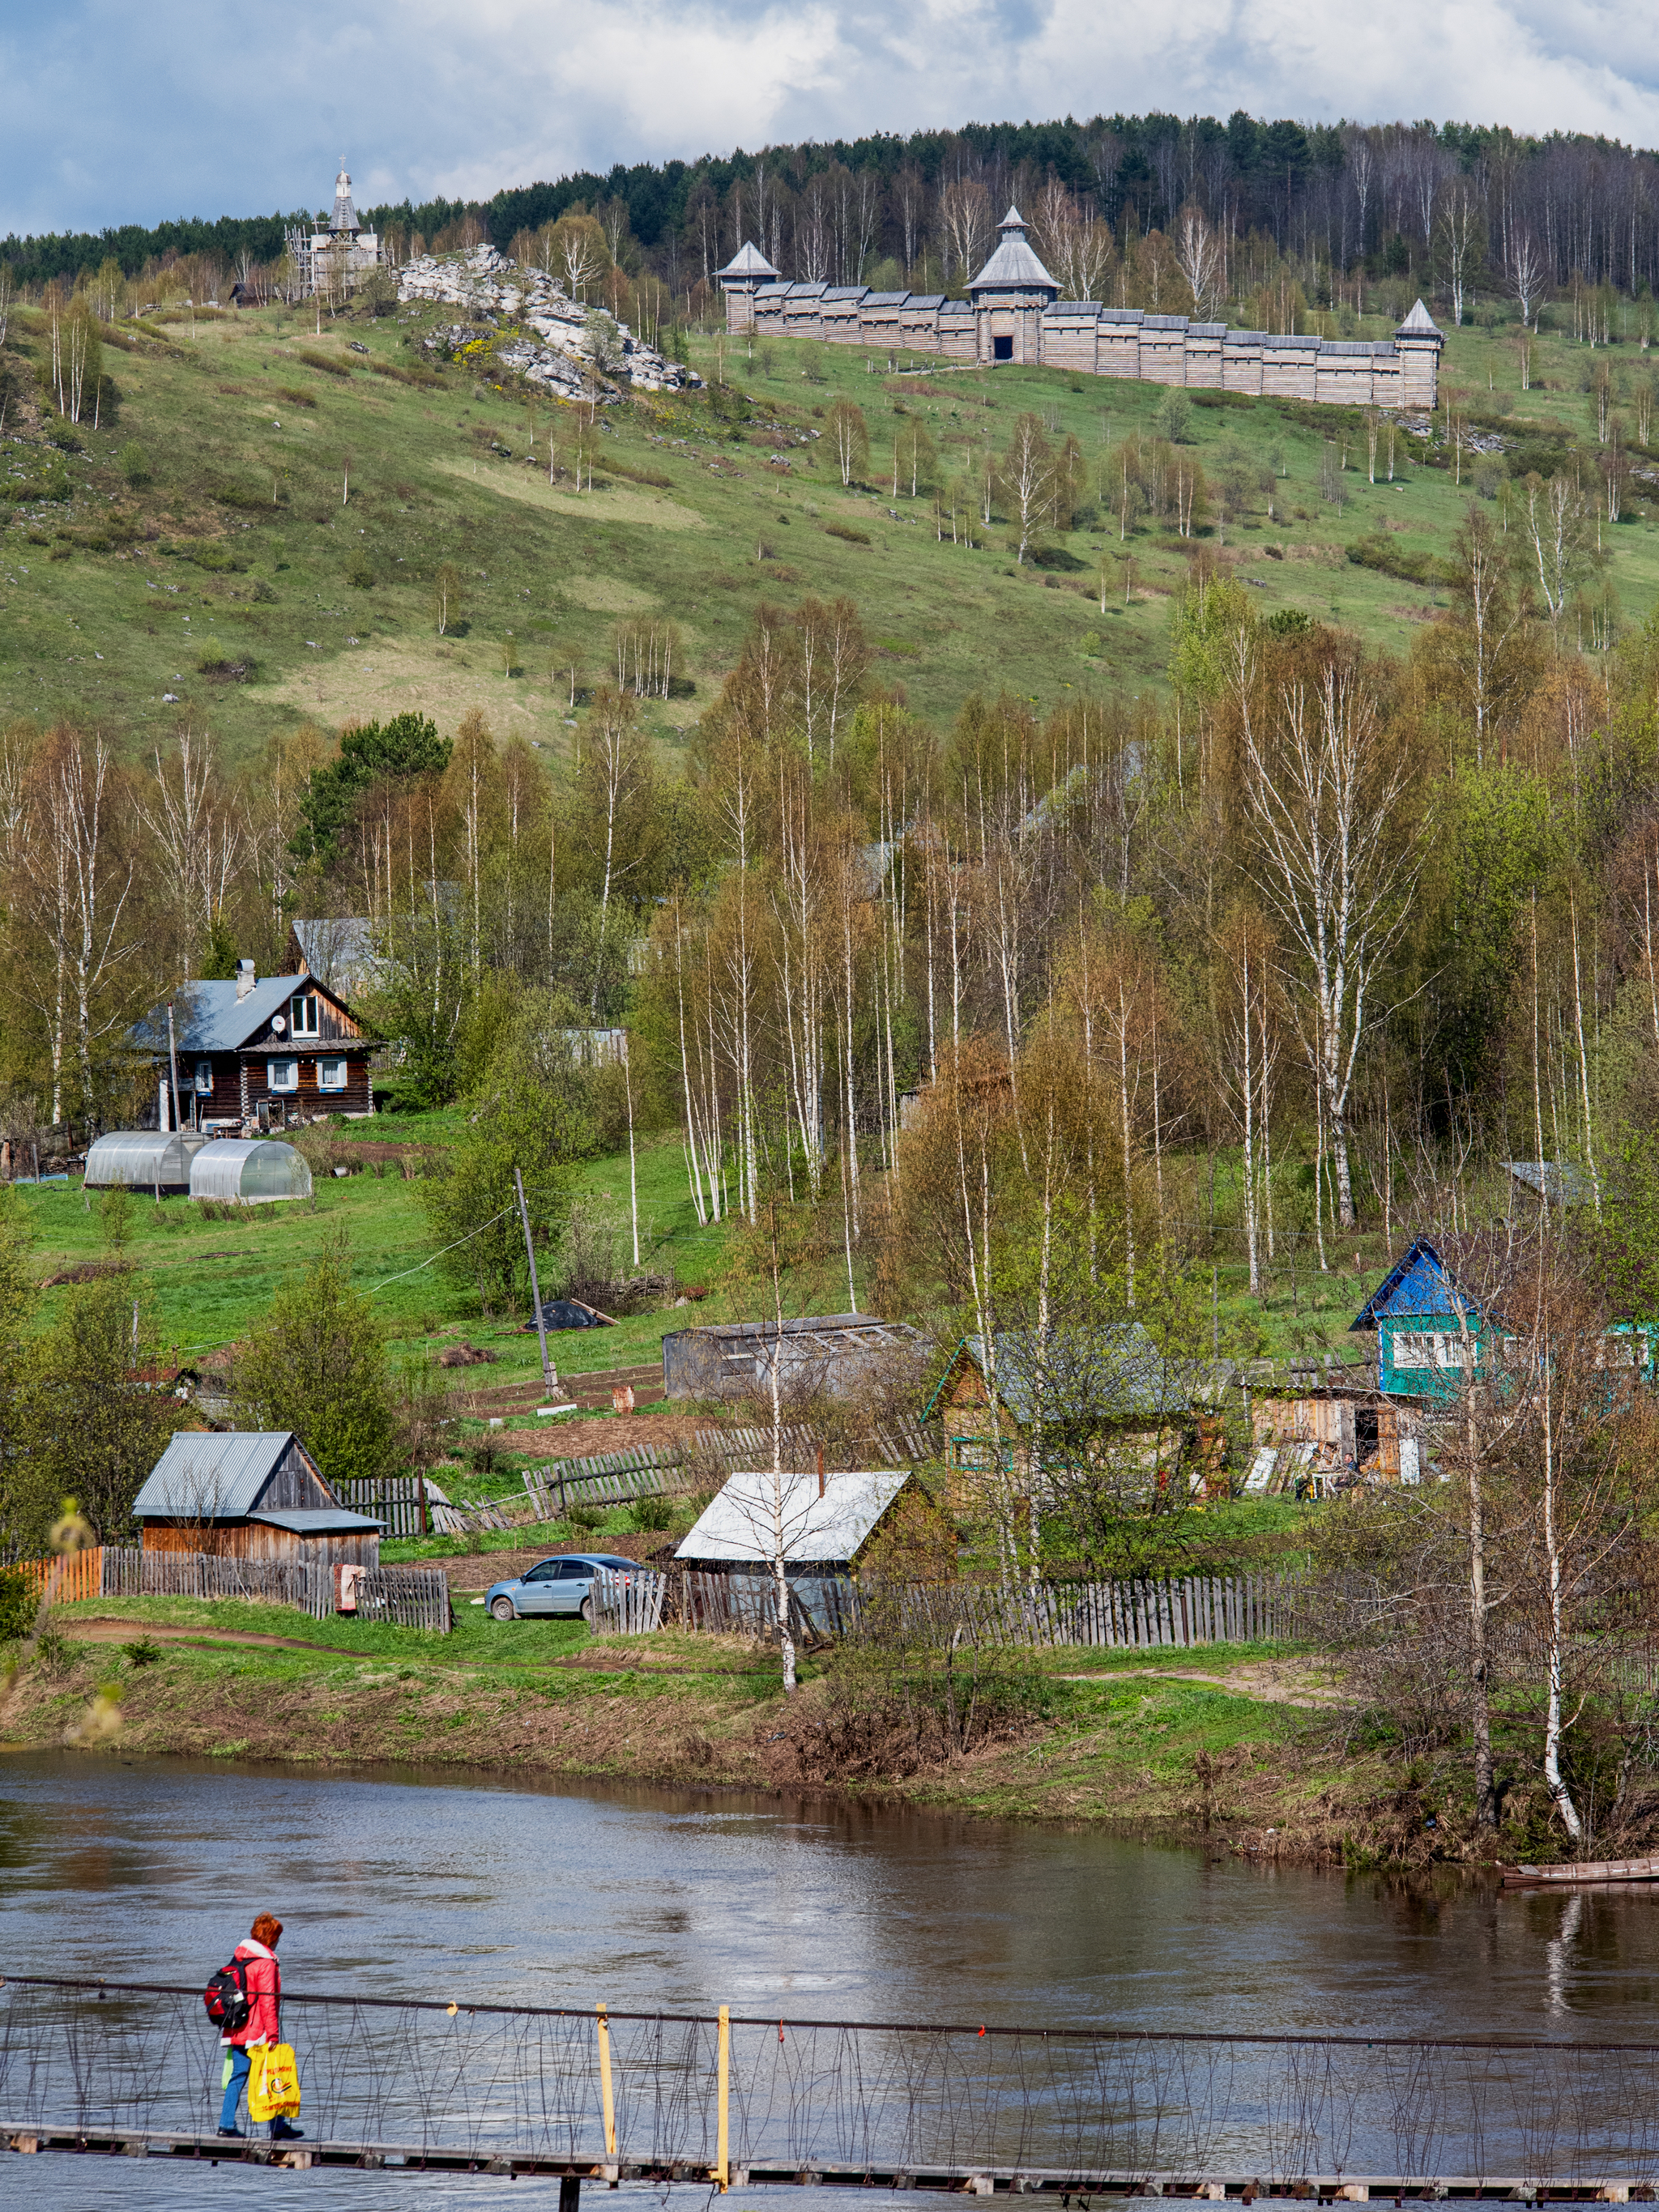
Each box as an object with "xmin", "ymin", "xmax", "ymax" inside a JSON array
[{"xmin": 2, "ymin": 0, "xmax": 1659, "ymax": 238}]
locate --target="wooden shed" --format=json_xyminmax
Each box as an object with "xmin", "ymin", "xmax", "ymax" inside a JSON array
[
  {"xmin": 130, "ymin": 1431, "xmax": 382, "ymax": 1565},
  {"xmin": 662, "ymin": 1314, "xmax": 923, "ymax": 1403}
]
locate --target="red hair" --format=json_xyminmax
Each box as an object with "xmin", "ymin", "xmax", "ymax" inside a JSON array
[{"xmin": 249, "ymin": 1913, "xmax": 283, "ymax": 1948}]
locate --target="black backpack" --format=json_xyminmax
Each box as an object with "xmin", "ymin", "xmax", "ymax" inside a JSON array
[{"xmin": 203, "ymin": 1955, "xmax": 251, "ymax": 2033}]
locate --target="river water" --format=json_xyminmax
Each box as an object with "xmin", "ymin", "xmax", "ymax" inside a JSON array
[{"xmin": 2, "ymin": 1752, "xmax": 1657, "ymax": 2205}]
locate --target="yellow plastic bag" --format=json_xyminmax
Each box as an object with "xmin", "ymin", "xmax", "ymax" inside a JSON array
[{"xmin": 246, "ymin": 2042, "xmax": 301, "ymax": 2122}]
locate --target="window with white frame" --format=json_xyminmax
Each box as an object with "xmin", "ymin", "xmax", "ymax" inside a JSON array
[
  {"xmin": 1392, "ymin": 1332, "xmax": 1435, "ymax": 1369},
  {"xmin": 290, "ymin": 994, "xmax": 321, "ymax": 1037},
  {"xmin": 317, "ymin": 1057, "xmax": 348, "ymax": 1091},
  {"xmin": 194, "ymin": 1059, "xmax": 214, "ymax": 1094},
  {"xmin": 267, "ymin": 1057, "xmax": 298, "ymax": 1093}
]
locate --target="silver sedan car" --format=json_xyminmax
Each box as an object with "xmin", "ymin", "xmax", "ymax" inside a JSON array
[{"xmin": 484, "ymin": 1554, "xmax": 639, "ymax": 1623}]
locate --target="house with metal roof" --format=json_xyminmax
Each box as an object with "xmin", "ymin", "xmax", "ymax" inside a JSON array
[
  {"xmin": 1350, "ymin": 1238, "xmax": 1495, "ymax": 1404},
  {"xmin": 924, "ymin": 1323, "xmax": 1205, "ymax": 1494},
  {"xmin": 129, "ymin": 957, "xmax": 379, "ymax": 1132},
  {"xmin": 131, "ymin": 1431, "xmax": 382, "ymax": 1564}
]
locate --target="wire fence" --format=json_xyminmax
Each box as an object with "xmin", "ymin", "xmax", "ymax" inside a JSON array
[{"xmin": 8, "ymin": 1978, "xmax": 1659, "ymax": 2181}]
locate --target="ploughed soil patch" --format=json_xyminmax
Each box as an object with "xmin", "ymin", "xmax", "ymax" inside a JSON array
[{"xmin": 454, "ymin": 1408, "xmax": 697, "ymax": 1453}]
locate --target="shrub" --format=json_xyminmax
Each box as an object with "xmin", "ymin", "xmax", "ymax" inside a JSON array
[
  {"xmin": 2, "ymin": 456, "xmax": 70, "ymax": 504},
  {"xmin": 276, "ymin": 386, "xmax": 318, "ymax": 408},
  {"xmin": 296, "ymin": 347, "xmax": 351, "ymax": 378},
  {"xmin": 1345, "ymin": 535, "xmax": 1452, "ymax": 586},
  {"xmin": 824, "ymin": 520, "xmax": 870, "ymax": 545},
  {"xmin": 629, "ymin": 1492, "xmax": 674, "ymax": 1532},
  {"xmin": 231, "ymin": 1230, "xmax": 398, "ymax": 1485},
  {"xmin": 0, "ymin": 1567, "xmax": 34, "ymax": 1642},
  {"xmin": 345, "ymin": 547, "xmax": 375, "ymax": 588},
  {"xmin": 44, "ymin": 421, "xmax": 83, "ymax": 453}
]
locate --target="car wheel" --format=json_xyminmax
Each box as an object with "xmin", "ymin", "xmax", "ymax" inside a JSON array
[
  {"xmin": 490, "ymin": 1596, "xmax": 517, "ymax": 1622},
  {"xmin": 579, "ymin": 1596, "xmax": 593, "ymax": 1623}
]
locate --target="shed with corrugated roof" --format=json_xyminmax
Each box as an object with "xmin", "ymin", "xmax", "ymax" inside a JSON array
[{"xmin": 130, "ymin": 1430, "xmax": 382, "ymax": 1563}]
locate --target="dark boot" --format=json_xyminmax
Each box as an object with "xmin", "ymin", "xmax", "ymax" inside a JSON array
[{"xmin": 269, "ymin": 2117, "xmax": 305, "ymax": 2142}]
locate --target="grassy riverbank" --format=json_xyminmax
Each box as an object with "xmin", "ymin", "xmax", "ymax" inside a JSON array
[{"xmin": 0, "ymin": 1594, "xmax": 1454, "ymax": 1863}]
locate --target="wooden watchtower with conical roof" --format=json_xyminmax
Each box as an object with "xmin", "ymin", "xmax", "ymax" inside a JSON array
[
  {"xmin": 715, "ymin": 240, "xmax": 780, "ymax": 332},
  {"xmin": 967, "ymin": 207, "xmax": 1059, "ymax": 366}
]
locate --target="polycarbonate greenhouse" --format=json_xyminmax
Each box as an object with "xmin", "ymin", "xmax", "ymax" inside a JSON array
[
  {"xmin": 83, "ymin": 1131, "xmax": 208, "ymax": 1196},
  {"xmin": 189, "ymin": 1138, "xmax": 313, "ymax": 1204}
]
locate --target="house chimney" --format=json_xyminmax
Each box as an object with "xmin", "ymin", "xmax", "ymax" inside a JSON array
[{"xmin": 235, "ymin": 957, "xmax": 257, "ymax": 1001}]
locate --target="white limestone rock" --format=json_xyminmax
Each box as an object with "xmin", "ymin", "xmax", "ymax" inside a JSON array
[{"xmin": 397, "ymin": 245, "xmax": 698, "ymax": 399}]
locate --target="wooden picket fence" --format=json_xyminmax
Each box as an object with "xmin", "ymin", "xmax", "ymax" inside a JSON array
[
  {"xmin": 443, "ymin": 1423, "xmax": 942, "ymax": 1536},
  {"xmin": 637, "ymin": 1567, "xmax": 1292, "ymax": 1649},
  {"xmin": 14, "ymin": 1549, "xmax": 106, "ymax": 1605},
  {"xmin": 350, "ymin": 1566, "xmax": 454, "ymax": 1634},
  {"xmin": 335, "ymin": 1476, "xmax": 464, "ymax": 1540},
  {"xmin": 9, "ymin": 1545, "xmax": 451, "ymax": 1633},
  {"xmin": 590, "ymin": 1567, "xmax": 668, "ymax": 1636},
  {"xmin": 864, "ymin": 1571, "xmax": 1292, "ymax": 1650}
]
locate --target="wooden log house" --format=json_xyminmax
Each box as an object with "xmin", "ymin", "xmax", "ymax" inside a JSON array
[{"xmin": 131, "ymin": 958, "xmax": 380, "ymax": 1132}]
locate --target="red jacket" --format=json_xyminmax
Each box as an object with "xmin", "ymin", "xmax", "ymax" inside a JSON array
[{"xmin": 223, "ymin": 1938, "xmax": 280, "ymax": 2048}]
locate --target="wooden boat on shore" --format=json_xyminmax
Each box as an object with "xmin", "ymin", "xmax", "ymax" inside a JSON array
[{"xmin": 1502, "ymin": 1854, "xmax": 1659, "ymax": 1887}]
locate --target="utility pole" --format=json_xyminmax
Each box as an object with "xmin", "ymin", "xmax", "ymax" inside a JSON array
[
  {"xmin": 165, "ymin": 1003, "xmax": 183, "ymax": 1136},
  {"xmin": 514, "ymin": 1165, "xmax": 559, "ymax": 1399}
]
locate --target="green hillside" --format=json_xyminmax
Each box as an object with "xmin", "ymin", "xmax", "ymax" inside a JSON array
[{"xmin": 2, "ymin": 297, "xmax": 1649, "ymax": 757}]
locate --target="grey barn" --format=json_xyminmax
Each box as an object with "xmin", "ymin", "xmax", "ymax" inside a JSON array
[{"xmin": 662, "ymin": 1314, "xmax": 923, "ymax": 1404}]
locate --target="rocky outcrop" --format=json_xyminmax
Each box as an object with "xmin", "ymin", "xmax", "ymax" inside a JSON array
[{"xmin": 397, "ymin": 245, "xmax": 698, "ymax": 400}]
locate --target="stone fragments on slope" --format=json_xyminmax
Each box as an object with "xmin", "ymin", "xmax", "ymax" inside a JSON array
[{"xmin": 398, "ymin": 245, "xmax": 698, "ymax": 400}]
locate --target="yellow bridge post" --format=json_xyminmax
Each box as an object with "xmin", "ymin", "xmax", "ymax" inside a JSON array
[
  {"xmin": 715, "ymin": 2004, "xmax": 730, "ymax": 2192},
  {"xmin": 597, "ymin": 2001, "xmax": 616, "ymax": 2160}
]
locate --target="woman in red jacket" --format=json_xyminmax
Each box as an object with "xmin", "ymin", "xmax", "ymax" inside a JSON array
[{"xmin": 217, "ymin": 1912, "xmax": 304, "ymax": 2142}]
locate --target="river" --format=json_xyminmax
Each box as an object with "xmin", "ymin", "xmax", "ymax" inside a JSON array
[{"xmin": 2, "ymin": 1752, "xmax": 1656, "ymax": 2205}]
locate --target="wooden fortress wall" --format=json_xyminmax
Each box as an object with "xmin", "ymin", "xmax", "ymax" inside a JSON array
[{"xmin": 736, "ymin": 286, "xmax": 1439, "ymax": 410}]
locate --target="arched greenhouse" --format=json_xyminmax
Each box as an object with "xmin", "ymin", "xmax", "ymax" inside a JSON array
[
  {"xmin": 188, "ymin": 1138, "xmax": 313, "ymax": 1205},
  {"xmin": 83, "ymin": 1131, "xmax": 208, "ymax": 1196}
]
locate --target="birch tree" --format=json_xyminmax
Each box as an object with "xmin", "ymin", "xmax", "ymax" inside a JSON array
[
  {"xmin": 12, "ymin": 731, "xmax": 141, "ymax": 1123},
  {"xmin": 1239, "ymin": 658, "xmax": 1420, "ymax": 1234}
]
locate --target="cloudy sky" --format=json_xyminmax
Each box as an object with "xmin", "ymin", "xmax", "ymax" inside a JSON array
[{"xmin": 3, "ymin": 0, "xmax": 1658, "ymax": 237}]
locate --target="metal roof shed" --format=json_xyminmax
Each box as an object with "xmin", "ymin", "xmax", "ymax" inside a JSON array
[
  {"xmin": 83, "ymin": 1130, "xmax": 208, "ymax": 1195},
  {"xmin": 133, "ymin": 1430, "xmax": 380, "ymax": 1565},
  {"xmin": 662, "ymin": 1314, "xmax": 923, "ymax": 1402},
  {"xmin": 190, "ymin": 1138, "xmax": 313, "ymax": 1204}
]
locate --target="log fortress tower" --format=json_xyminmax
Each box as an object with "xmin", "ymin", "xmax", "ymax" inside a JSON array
[{"xmin": 719, "ymin": 207, "xmax": 1442, "ymax": 410}]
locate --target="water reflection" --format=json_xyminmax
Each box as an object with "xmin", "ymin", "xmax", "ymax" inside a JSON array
[{"xmin": 6, "ymin": 1750, "xmax": 1659, "ymax": 2040}]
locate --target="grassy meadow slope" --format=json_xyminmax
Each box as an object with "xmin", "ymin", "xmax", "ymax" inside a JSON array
[{"xmin": 2, "ymin": 296, "xmax": 1654, "ymax": 763}]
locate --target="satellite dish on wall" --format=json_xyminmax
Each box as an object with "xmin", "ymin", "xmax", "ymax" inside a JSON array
[{"xmin": 271, "ymin": 1014, "xmax": 287, "ymax": 1034}]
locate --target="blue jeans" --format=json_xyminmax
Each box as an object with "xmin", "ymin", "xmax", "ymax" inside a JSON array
[
  {"xmin": 220, "ymin": 2044, "xmax": 251, "ymax": 2130},
  {"xmin": 220, "ymin": 2045, "xmax": 291, "ymax": 2137}
]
